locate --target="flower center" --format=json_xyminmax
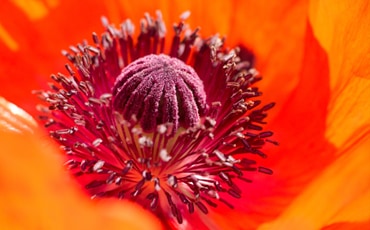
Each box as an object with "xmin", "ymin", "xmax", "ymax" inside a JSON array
[
  {"xmin": 112, "ymin": 54, "xmax": 207, "ymax": 134},
  {"xmin": 35, "ymin": 11, "xmax": 277, "ymax": 229}
]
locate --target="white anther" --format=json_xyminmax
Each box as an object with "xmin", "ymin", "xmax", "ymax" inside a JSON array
[
  {"xmin": 138, "ymin": 136, "xmax": 153, "ymax": 147},
  {"xmin": 246, "ymin": 100, "xmax": 254, "ymax": 106},
  {"xmin": 131, "ymin": 126, "xmax": 141, "ymax": 134},
  {"xmin": 227, "ymin": 155, "xmax": 238, "ymax": 163},
  {"xmin": 194, "ymin": 37, "xmax": 203, "ymax": 51},
  {"xmin": 144, "ymin": 12, "xmax": 152, "ymax": 25},
  {"xmin": 210, "ymin": 35, "xmax": 223, "ymax": 48},
  {"xmin": 157, "ymin": 124, "xmax": 167, "ymax": 134},
  {"xmin": 93, "ymin": 160, "xmax": 105, "ymax": 171},
  {"xmin": 222, "ymin": 52, "xmax": 236, "ymax": 62},
  {"xmin": 124, "ymin": 19, "xmax": 135, "ymax": 35},
  {"xmin": 100, "ymin": 93, "xmax": 112, "ymax": 100},
  {"xmin": 178, "ymin": 43, "xmax": 185, "ymax": 56},
  {"xmin": 249, "ymin": 68, "xmax": 259, "ymax": 76},
  {"xmin": 154, "ymin": 178, "xmax": 161, "ymax": 191},
  {"xmin": 115, "ymin": 177, "xmax": 122, "ymax": 185},
  {"xmin": 159, "ymin": 149, "xmax": 171, "ymax": 162},
  {"xmin": 191, "ymin": 175, "xmax": 213, "ymax": 186},
  {"xmin": 101, "ymin": 16, "xmax": 109, "ymax": 27},
  {"xmin": 155, "ymin": 10, "xmax": 166, "ymax": 37},
  {"xmin": 223, "ymin": 162, "xmax": 234, "ymax": 167},
  {"xmin": 142, "ymin": 170, "xmax": 149, "ymax": 178},
  {"xmin": 167, "ymin": 175, "xmax": 176, "ymax": 187},
  {"xmin": 92, "ymin": 138, "xmax": 103, "ymax": 147},
  {"xmin": 207, "ymin": 190, "xmax": 220, "ymax": 200},
  {"xmin": 214, "ymin": 150, "xmax": 226, "ymax": 162},
  {"xmin": 206, "ymin": 117, "xmax": 217, "ymax": 127},
  {"xmin": 180, "ymin": 10, "xmax": 191, "ymax": 20}
]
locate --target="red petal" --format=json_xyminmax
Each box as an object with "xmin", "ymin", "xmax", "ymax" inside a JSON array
[
  {"xmin": 257, "ymin": 133, "xmax": 370, "ymax": 229},
  {"xmin": 210, "ymin": 21, "xmax": 337, "ymax": 229},
  {"xmin": 230, "ymin": 0, "xmax": 310, "ymax": 114},
  {"xmin": 0, "ymin": 1, "xmax": 109, "ymax": 115},
  {"xmin": 0, "ymin": 97, "xmax": 163, "ymax": 229}
]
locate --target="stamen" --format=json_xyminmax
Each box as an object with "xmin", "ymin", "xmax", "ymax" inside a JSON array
[{"xmin": 35, "ymin": 11, "xmax": 276, "ymax": 228}]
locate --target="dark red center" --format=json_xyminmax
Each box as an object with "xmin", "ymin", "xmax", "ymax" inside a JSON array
[{"xmin": 112, "ymin": 54, "xmax": 207, "ymax": 133}]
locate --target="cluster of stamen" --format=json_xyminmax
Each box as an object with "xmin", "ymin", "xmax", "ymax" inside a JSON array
[{"xmin": 34, "ymin": 11, "xmax": 277, "ymax": 227}]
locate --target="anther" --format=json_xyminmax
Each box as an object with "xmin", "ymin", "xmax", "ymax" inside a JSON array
[{"xmin": 36, "ymin": 10, "xmax": 276, "ymax": 227}]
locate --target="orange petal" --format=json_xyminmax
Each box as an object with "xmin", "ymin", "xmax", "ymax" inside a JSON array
[
  {"xmin": 208, "ymin": 23, "xmax": 337, "ymax": 229},
  {"xmin": 230, "ymin": 0, "xmax": 310, "ymax": 117},
  {"xmin": 0, "ymin": 97, "xmax": 162, "ymax": 230},
  {"xmin": 253, "ymin": 1, "xmax": 370, "ymax": 228},
  {"xmin": 0, "ymin": 97, "xmax": 37, "ymax": 133},
  {"xmin": 308, "ymin": 0, "xmax": 370, "ymax": 148},
  {"xmin": 309, "ymin": 0, "xmax": 369, "ymax": 88},
  {"xmin": 0, "ymin": 0, "xmax": 109, "ymax": 115},
  {"xmin": 321, "ymin": 221, "xmax": 370, "ymax": 230},
  {"xmin": 111, "ymin": 0, "xmax": 234, "ymax": 35},
  {"xmin": 257, "ymin": 132, "xmax": 370, "ymax": 230}
]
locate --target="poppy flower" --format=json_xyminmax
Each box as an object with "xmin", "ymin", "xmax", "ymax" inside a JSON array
[{"xmin": 0, "ymin": 0, "xmax": 369, "ymax": 229}]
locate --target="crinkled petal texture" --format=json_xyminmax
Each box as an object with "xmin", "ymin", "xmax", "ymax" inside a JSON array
[
  {"xmin": 0, "ymin": 97, "xmax": 163, "ymax": 230},
  {"xmin": 0, "ymin": 0, "xmax": 369, "ymax": 229},
  {"xmin": 256, "ymin": 0, "xmax": 370, "ymax": 229}
]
